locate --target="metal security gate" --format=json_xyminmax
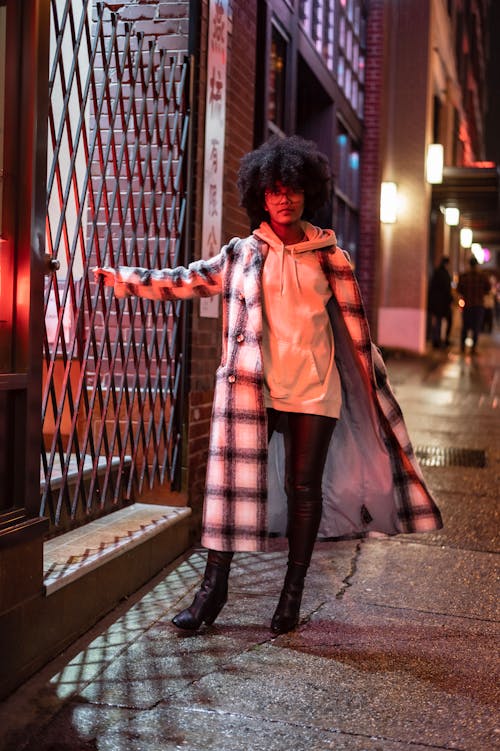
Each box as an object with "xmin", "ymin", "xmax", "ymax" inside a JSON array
[{"xmin": 41, "ymin": 0, "xmax": 191, "ymax": 533}]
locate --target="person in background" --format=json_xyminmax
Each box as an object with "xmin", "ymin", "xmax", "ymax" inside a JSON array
[
  {"xmin": 457, "ymin": 257, "xmax": 491, "ymax": 354},
  {"xmin": 94, "ymin": 136, "xmax": 442, "ymax": 635},
  {"xmin": 428, "ymin": 256, "xmax": 453, "ymax": 349},
  {"xmin": 482, "ymin": 276, "xmax": 496, "ymax": 333}
]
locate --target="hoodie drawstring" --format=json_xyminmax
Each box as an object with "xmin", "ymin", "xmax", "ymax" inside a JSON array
[
  {"xmin": 292, "ymin": 249, "xmax": 301, "ymax": 292},
  {"xmin": 279, "ymin": 247, "xmax": 302, "ymax": 295}
]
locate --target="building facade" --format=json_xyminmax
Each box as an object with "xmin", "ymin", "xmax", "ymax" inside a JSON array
[{"xmin": 371, "ymin": 0, "xmax": 497, "ymax": 352}]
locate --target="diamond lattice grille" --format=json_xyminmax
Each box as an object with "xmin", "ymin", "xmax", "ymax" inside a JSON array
[{"xmin": 41, "ymin": 0, "xmax": 190, "ymax": 532}]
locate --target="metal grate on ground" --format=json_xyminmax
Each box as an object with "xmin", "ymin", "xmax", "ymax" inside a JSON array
[{"xmin": 414, "ymin": 446, "xmax": 487, "ymax": 468}]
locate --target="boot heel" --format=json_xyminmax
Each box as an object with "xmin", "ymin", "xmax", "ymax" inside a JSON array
[
  {"xmin": 172, "ymin": 550, "xmax": 233, "ymax": 631},
  {"xmin": 203, "ymin": 597, "xmax": 227, "ymax": 625},
  {"xmin": 271, "ymin": 562, "xmax": 307, "ymax": 635},
  {"xmin": 271, "ymin": 587, "xmax": 303, "ymax": 634},
  {"xmin": 172, "ymin": 593, "xmax": 226, "ymax": 630}
]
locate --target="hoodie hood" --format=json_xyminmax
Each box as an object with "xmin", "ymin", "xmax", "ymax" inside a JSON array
[{"xmin": 254, "ymin": 221, "xmax": 337, "ymax": 253}]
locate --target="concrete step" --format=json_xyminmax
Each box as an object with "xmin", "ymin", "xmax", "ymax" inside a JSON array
[
  {"xmin": 40, "ymin": 453, "xmax": 132, "ymax": 493},
  {"xmin": 44, "ymin": 503, "xmax": 192, "ymax": 595},
  {"xmin": 0, "ymin": 502, "xmax": 193, "ymax": 701}
]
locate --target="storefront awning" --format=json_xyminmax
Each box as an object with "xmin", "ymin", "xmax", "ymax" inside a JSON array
[{"xmin": 431, "ymin": 166, "xmax": 500, "ymax": 249}]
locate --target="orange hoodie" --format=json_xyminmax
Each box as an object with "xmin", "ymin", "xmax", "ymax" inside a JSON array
[{"xmin": 253, "ymin": 221, "xmax": 342, "ymax": 417}]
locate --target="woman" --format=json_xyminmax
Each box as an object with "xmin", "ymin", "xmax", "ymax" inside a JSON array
[{"xmin": 95, "ymin": 136, "xmax": 442, "ymax": 635}]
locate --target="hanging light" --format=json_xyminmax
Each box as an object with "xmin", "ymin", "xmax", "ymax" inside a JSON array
[
  {"xmin": 444, "ymin": 207, "xmax": 460, "ymax": 226},
  {"xmin": 380, "ymin": 182, "xmax": 398, "ymax": 223},
  {"xmin": 426, "ymin": 144, "xmax": 444, "ymax": 184},
  {"xmin": 460, "ymin": 228, "xmax": 473, "ymax": 248}
]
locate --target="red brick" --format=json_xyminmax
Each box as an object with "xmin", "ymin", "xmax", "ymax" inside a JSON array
[{"xmin": 119, "ymin": 6, "xmax": 156, "ymax": 21}]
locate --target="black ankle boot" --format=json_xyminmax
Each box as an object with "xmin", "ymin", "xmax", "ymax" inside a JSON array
[
  {"xmin": 172, "ymin": 550, "xmax": 233, "ymax": 631},
  {"xmin": 271, "ymin": 563, "xmax": 307, "ymax": 635},
  {"xmin": 271, "ymin": 485, "xmax": 322, "ymax": 635}
]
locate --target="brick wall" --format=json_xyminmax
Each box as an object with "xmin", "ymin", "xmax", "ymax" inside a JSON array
[
  {"xmin": 185, "ymin": 1, "xmax": 257, "ymax": 542},
  {"xmin": 101, "ymin": 0, "xmax": 190, "ymax": 54},
  {"xmin": 95, "ymin": 0, "xmax": 206, "ymax": 532},
  {"xmin": 222, "ymin": 4, "xmax": 257, "ymax": 238},
  {"xmin": 81, "ymin": 1, "xmax": 257, "ymax": 541},
  {"xmin": 84, "ymin": 1, "xmax": 192, "ymax": 503},
  {"xmin": 357, "ymin": 0, "xmax": 385, "ymax": 334}
]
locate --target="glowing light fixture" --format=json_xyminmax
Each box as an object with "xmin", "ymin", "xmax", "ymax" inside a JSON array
[
  {"xmin": 444, "ymin": 207, "xmax": 460, "ymax": 226},
  {"xmin": 380, "ymin": 182, "xmax": 398, "ymax": 223},
  {"xmin": 460, "ymin": 228, "xmax": 473, "ymax": 248},
  {"xmin": 426, "ymin": 144, "xmax": 444, "ymax": 184},
  {"xmin": 471, "ymin": 243, "xmax": 484, "ymax": 263}
]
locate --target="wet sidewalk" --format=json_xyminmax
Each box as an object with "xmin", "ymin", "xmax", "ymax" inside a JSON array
[{"xmin": 1, "ymin": 334, "xmax": 499, "ymax": 751}]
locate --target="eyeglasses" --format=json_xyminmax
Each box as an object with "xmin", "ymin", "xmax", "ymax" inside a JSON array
[{"xmin": 264, "ymin": 188, "xmax": 304, "ymax": 204}]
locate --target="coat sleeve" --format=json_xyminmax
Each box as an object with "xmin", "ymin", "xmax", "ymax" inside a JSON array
[{"xmin": 100, "ymin": 245, "xmax": 232, "ymax": 301}]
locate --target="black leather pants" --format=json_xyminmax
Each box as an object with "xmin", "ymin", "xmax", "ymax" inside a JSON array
[
  {"xmin": 172, "ymin": 410, "xmax": 336, "ymax": 632},
  {"xmin": 267, "ymin": 409, "xmax": 337, "ymax": 568}
]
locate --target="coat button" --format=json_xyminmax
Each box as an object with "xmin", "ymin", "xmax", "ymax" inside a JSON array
[
  {"xmin": 236, "ymin": 333, "xmax": 244, "ymax": 343},
  {"xmin": 228, "ymin": 374, "xmax": 236, "ymax": 383}
]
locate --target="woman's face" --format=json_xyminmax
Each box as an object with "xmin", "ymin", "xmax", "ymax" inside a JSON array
[{"xmin": 263, "ymin": 182, "xmax": 305, "ymax": 227}]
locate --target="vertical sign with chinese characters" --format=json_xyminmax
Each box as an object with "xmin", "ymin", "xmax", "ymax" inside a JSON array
[{"xmin": 200, "ymin": 0, "xmax": 230, "ymax": 318}]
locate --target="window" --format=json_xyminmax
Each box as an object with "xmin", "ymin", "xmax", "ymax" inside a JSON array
[
  {"xmin": 299, "ymin": 0, "xmax": 336, "ymax": 71},
  {"xmin": 268, "ymin": 25, "xmax": 288, "ymax": 134},
  {"xmin": 300, "ymin": 0, "xmax": 366, "ymax": 118},
  {"xmin": 337, "ymin": 0, "xmax": 365, "ymax": 117},
  {"xmin": 335, "ymin": 126, "xmax": 360, "ymax": 261},
  {"xmin": 337, "ymin": 54, "xmax": 345, "ymax": 86}
]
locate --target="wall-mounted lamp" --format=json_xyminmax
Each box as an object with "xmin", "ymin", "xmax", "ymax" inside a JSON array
[
  {"xmin": 460, "ymin": 228, "xmax": 473, "ymax": 248},
  {"xmin": 444, "ymin": 207, "xmax": 460, "ymax": 226},
  {"xmin": 426, "ymin": 144, "xmax": 444, "ymax": 184},
  {"xmin": 380, "ymin": 182, "xmax": 398, "ymax": 223}
]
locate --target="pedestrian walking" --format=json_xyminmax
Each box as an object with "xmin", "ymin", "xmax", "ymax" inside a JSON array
[
  {"xmin": 428, "ymin": 257, "xmax": 453, "ymax": 348},
  {"xmin": 457, "ymin": 257, "xmax": 491, "ymax": 353},
  {"xmin": 94, "ymin": 136, "xmax": 442, "ymax": 635}
]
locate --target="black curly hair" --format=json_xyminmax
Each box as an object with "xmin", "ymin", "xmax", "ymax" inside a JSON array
[{"xmin": 237, "ymin": 135, "xmax": 332, "ymax": 228}]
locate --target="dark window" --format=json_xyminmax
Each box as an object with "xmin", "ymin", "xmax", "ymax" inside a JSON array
[
  {"xmin": 334, "ymin": 125, "xmax": 360, "ymax": 260},
  {"xmin": 268, "ymin": 25, "xmax": 288, "ymax": 134},
  {"xmin": 337, "ymin": 0, "xmax": 365, "ymax": 117},
  {"xmin": 299, "ymin": 1, "xmax": 335, "ymax": 69}
]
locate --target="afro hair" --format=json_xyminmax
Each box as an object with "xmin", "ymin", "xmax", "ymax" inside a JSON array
[{"xmin": 237, "ymin": 135, "xmax": 332, "ymax": 228}]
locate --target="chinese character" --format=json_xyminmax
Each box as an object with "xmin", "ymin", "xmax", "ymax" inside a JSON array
[
  {"xmin": 208, "ymin": 184, "xmax": 218, "ymax": 217},
  {"xmin": 211, "ymin": 1, "xmax": 225, "ymax": 52},
  {"xmin": 209, "ymin": 67, "xmax": 223, "ymax": 113},
  {"xmin": 207, "ymin": 225, "xmax": 219, "ymax": 257},
  {"xmin": 209, "ymin": 139, "xmax": 219, "ymax": 173}
]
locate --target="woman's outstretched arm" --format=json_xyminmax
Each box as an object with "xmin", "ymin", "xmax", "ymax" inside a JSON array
[{"xmin": 94, "ymin": 246, "xmax": 228, "ymax": 301}]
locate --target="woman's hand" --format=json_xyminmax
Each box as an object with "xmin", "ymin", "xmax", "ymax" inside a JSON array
[{"xmin": 93, "ymin": 267, "xmax": 116, "ymax": 287}]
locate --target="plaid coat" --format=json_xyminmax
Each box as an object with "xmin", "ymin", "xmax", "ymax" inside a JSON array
[{"xmin": 113, "ymin": 233, "xmax": 442, "ymax": 552}]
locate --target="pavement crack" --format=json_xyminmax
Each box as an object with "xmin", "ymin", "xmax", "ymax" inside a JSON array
[
  {"xmin": 365, "ymin": 599, "xmax": 499, "ymax": 623},
  {"xmin": 158, "ymin": 705, "xmax": 469, "ymax": 751},
  {"xmin": 336, "ymin": 540, "xmax": 363, "ymax": 600}
]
